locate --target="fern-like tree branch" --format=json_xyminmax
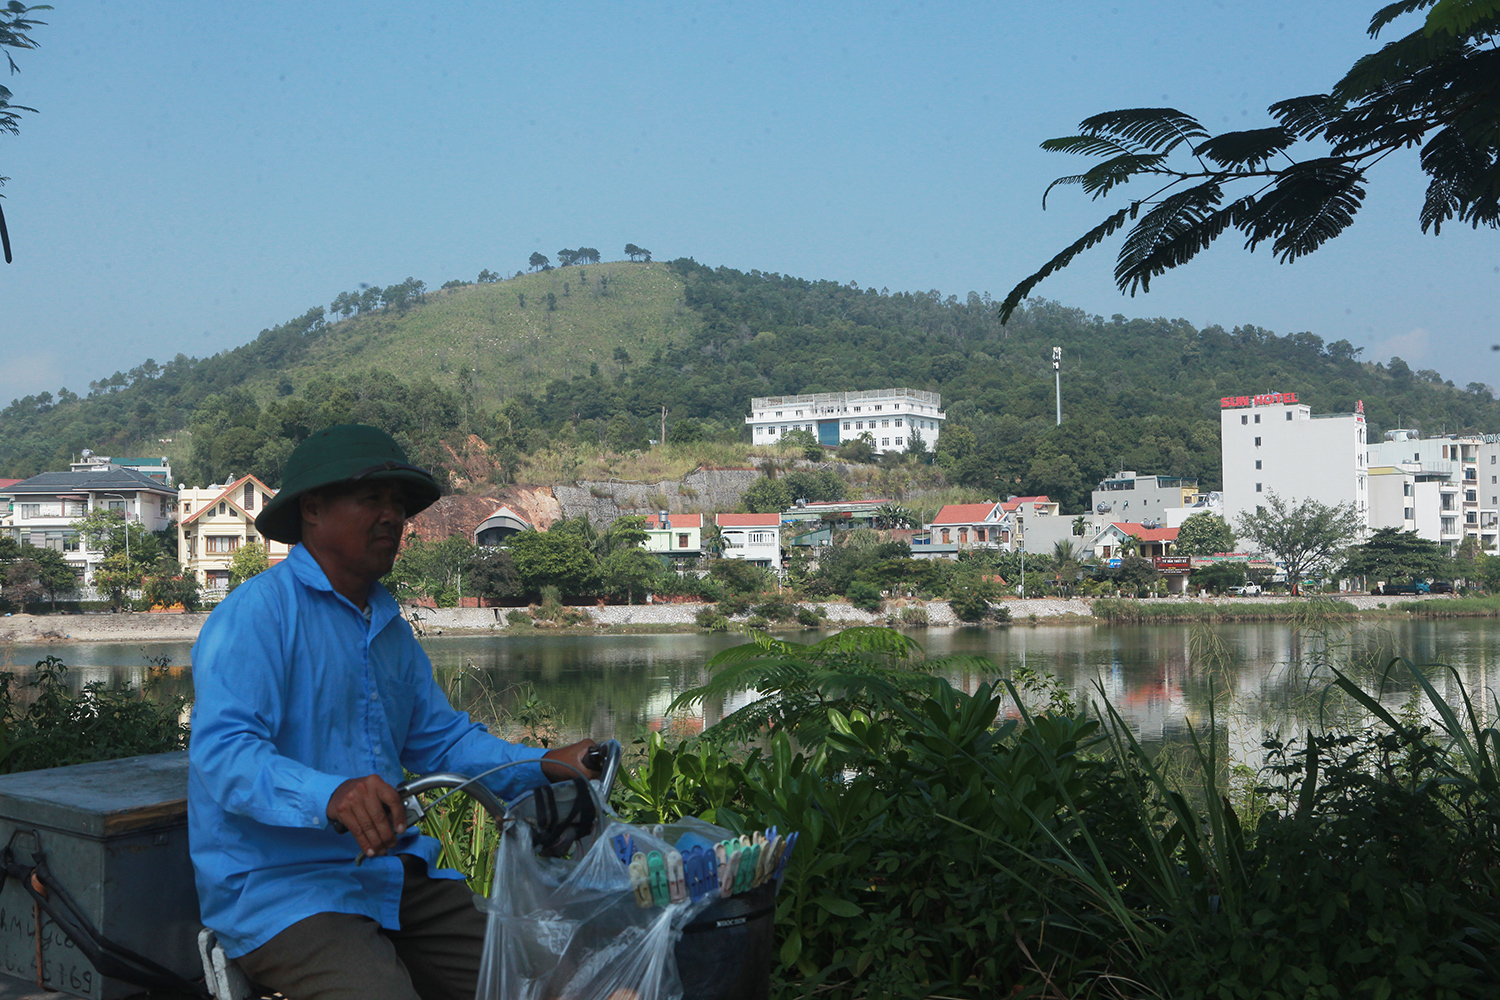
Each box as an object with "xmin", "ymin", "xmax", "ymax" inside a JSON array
[{"xmin": 999, "ymin": 1, "xmax": 1499, "ymax": 323}]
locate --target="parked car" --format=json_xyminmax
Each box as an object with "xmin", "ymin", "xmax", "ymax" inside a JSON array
[
  {"xmin": 1227, "ymin": 584, "xmax": 1262, "ymax": 596},
  {"xmin": 1429, "ymin": 581, "xmax": 1454, "ymax": 594},
  {"xmin": 1376, "ymin": 580, "xmax": 1429, "ymax": 596}
]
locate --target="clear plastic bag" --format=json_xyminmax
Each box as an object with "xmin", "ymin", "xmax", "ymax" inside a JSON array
[{"xmin": 475, "ymin": 817, "xmax": 734, "ymax": 1000}]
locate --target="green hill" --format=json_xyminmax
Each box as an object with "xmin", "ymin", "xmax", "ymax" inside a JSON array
[
  {"xmin": 3, "ymin": 256, "xmax": 1498, "ymax": 514},
  {"xmin": 248, "ymin": 263, "xmax": 695, "ymax": 407}
]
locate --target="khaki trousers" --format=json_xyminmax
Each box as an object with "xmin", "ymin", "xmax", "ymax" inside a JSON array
[{"xmin": 235, "ymin": 855, "xmax": 486, "ymax": 1000}]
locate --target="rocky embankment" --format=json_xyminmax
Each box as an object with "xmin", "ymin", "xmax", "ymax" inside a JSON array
[{"xmin": 0, "ymin": 593, "xmax": 1443, "ymax": 644}]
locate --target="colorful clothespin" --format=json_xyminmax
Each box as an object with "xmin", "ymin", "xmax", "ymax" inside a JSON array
[
  {"xmin": 756, "ymin": 834, "xmax": 782, "ymax": 886},
  {"xmin": 666, "ymin": 850, "xmax": 687, "ymax": 903},
  {"xmin": 628, "ymin": 854, "xmax": 653, "ymax": 908},
  {"xmin": 736, "ymin": 843, "xmax": 759, "ymax": 894},
  {"xmin": 648, "ymin": 851, "xmax": 670, "ymax": 907},
  {"xmin": 683, "ymin": 847, "xmax": 717, "ymax": 901},
  {"xmin": 612, "ymin": 832, "xmax": 635, "ymax": 866},
  {"xmin": 773, "ymin": 831, "xmax": 799, "ymax": 882},
  {"xmin": 719, "ymin": 841, "xmax": 739, "ymax": 896}
]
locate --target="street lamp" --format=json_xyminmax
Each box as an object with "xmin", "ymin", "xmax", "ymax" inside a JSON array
[{"xmin": 1017, "ymin": 514, "xmax": 1026, "ymax": 600}]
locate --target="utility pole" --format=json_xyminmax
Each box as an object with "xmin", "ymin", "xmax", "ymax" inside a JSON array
[
  {"xmin": 660, "ymin": 405, "xmax": 667, "ymax": 446},
  {"xmin": 1053, "ymin": 346, "xmax": 1062, "ymax": 427}
]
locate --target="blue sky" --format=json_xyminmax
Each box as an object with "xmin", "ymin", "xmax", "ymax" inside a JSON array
[{"xmin": 2, "ymin": 1, "xmax": 1494, "ymax": 407}]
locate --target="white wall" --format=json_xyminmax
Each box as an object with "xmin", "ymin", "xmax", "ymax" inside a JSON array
[{"xmin": 1221, "ymin": 402, "xmax": 1368, "ymax": 533}]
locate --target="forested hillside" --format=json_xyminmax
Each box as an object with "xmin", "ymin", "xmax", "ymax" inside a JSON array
[{"xmin": 3, "ymin": 257, "xmax": 1497, "ymax": 512}]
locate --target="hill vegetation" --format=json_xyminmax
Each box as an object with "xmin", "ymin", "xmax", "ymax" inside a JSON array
[{"xmin": 3, "ymin": 257, "xmax": 1499, "ymax": 513}]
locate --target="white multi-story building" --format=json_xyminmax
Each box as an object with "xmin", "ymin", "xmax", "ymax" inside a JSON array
[
  {"xmin": 1219, "ymin": 391, "xmax": 1369, "ymax": 533},
  {"xmin": 745, "ymin": 388, "xmax": 944, "ymax": 455},
  {"xmin": 1091, "ymin": 471, "xmax": 1199, "ymax": 521},
  {"xmin": 715, "ymin": 513, "xmax": 781, "ymax": 567},
  {"xmin": 1, "ymin": 466, "xmax": 177, "ymax": 586},
  {"xmin": 1367, "ymin": 430, "xmax": 1499, "ymax": 551}
]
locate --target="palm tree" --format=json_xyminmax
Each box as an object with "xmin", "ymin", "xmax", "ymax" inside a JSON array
[{"xmin": 1052, "ymin": 539, "xmax": 1082, "ymax": 596}]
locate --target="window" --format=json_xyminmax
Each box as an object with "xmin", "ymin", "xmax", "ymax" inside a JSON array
[
  {"xmin": 843, "ymin": 422, "xmax": 850, "ymax": 430},
  {"xmin": 895, "ymin": 437, "xmax": 903, "ymax": 446},
  {"xmin": 1286, "ymin": 411, "xmax": 1292, "ymax": 420},
  {"xmin": 218, "ymin": 502, "xmax": 227, "ymax": 516},
  {"xmin": 1241, "ymin": 415, "xmax": 1248, "ymax": 425},
  {"xmin": 19, "ymin": 503, "xmax": 39, "ymax": 519},
  {"xmin": 749, "ymin": 532, "xmax": 773, "ymax": 545},
  {"xmin": 108, "ymin": 500, "xmax": 126, "ymax": 512},
  {"xmin": 1254, "ymin": 414, "xmax": 1260, "ymax": 424},
  {"xmin": 182, "ymin": 502, "xmax": 192, "ymax": 515},
  {"xmin": 1404, "ymin": 483, "xmax": 1413, "ymax": 496},
  {"xmin": 1405, "ymin": 507, "xmax": 1414, "ymax": 520},
  {"xmin": 795, "ymin": 410, "xmax": 802, "ymax": 416},
  {"xmin": 775, "ymin": 411, "xmax": 782, "ymax": 417},
  {"xmin": 1256, "ymin": 483, "xmax": 1262, "ymax": 492},
  {"xmin": 1254, "ymin": 437, "xmax": 1261, "ymax": 446},
  {"xmin": 976, "ymin": 528, "xmax": 986, "ymax": 542},
  {"xmin": 874, "ymin": 405, "xmax": 882, "ymax": 411},
  {"xmin": 1466, "ymin": 512, "xmax": 1477, "ymax": 525},
  {"xmin": 958, "ymin": 528, "xmax": 968, "ymax": 543},
  {"xmin": 677, "ymin": 533, "xmax": 689, "ymax": 549},
  {"xmin": 206, "ymin": 536, "xmax": 240, "ymax": 554},
  {"xmin": 881, "ymin": 438, "xmax": 890, "ymax": 446},
  {"xmin": 1255, "ymin": 460, "xmax": 1262, "ymax": 470},
  {"xmin": 161, "ymin": 497, "xmax": 169, "ymax": 517},
  {"xmin": 243, "ymin": 483, "xmax": 255, "ymax": 510},
  {"xmin": 881, "ymin": 420, "xmax": 889, "ymax": 428},
  {"xmin": 855, "ymin": 421, "xmax": 863, "ymax": 430},
  {"xmin": 853, "ymin": 406, "xmax": 861, "ymax": 412},
  {"xmin": 894, "ymin": 419, "xmax": 903, "ymax": 427},
  {"xmin": 1467, "ymin": 490, "xmax": 1478, "ymax": 503},
  {"xmin": 1443, "ymin": 517, "xmax": 1457, "ymax": 532},
  {"xmin": 941, "ymin": 529, "xmax": 951, "ymax": 543}
]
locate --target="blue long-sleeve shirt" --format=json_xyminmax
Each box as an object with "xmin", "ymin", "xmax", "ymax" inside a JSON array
[{"xmin": 188, "ymin": 544, "xmax": 548, "ymax": 957}]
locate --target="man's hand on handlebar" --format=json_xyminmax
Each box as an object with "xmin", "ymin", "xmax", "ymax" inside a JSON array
[
  {"xmin": 327, "ymin": 774, "xmax": 406, "ymax": 858},
  {"xmin": 541, "ymin": 738, "xmax": 602, "ymax": 783}
]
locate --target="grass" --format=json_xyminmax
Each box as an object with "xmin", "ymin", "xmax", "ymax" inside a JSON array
[
  {"xmin": 1393, "ymin": 594, "xmax": 1500, "ymax": 617},
  {"xmin": 1092, "ymin": 597, "xmax": 1358, "ymax": 623},
  {"xmin": 234, "ymin": 262, "xmax": 696, "ymax": 408}
]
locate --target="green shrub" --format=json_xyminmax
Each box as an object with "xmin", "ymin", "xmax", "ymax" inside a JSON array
[
  {"xmin": 949, "ymin": 590, "xmax": 990, "ymax": 622},
  {"xmin": 694, "ymin": 607, "xmax": 729, "ymax": 631},
  {"xmin": 753, "ymin": 597, "xmax": 798, "ymax": 622},
  {"xmin": 897, "ymin": 604, "xmax": 929, "ymax": 627},
  {"xmin": 505, "ymin": 609, "xmax": 533, "ymax": 627},
  {"xmin": 992, "ymin": 603, "xmax": 1012, "ymax": 624},
  {"xmin": 795, "ymin": 605, "xmax": 824, "ymax": 627},
  {"xmin": 717, "ymin": 594, "xmax": 752, "ymax": 617},
  {"xmin": 0, "ymin": 656, "xmax": 187, "ymax": 774},
  {"xmin": 742, "ymin": 615, "xmax": 771, "ymax": 630},
  {"xmin": 846, "ymin": 581, "xmax": 884, "ymax": 613}
]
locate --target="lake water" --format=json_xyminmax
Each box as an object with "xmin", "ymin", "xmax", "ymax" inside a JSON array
[{"xmin": 6, "ymin": 619, "xmax": 1498, "ymax": 766}]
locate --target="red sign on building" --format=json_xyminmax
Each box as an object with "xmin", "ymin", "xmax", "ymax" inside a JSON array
[{"xmin": 1220, "ymin": 392, "xmax": 1298, "ymax": 409}]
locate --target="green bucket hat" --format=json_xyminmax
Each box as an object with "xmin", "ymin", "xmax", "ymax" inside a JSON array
[{"xmin": 254, "ymin": 425, "xmax": 442, "ymax": 544}]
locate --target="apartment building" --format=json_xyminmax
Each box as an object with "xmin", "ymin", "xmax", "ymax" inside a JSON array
[
  {"xmin": 745, "ymin": 388, "xmax": 945, "ymax": 454},
  {"xmin": 1366, "ymin": 430, "xmax": 1497, "ymax": 552},
  {"xmin": 1092, "ymin": 471, "xmax": 1199, "ymax": 521},
  {"xmin": 1219, "ymin": 392, "xmax": 1368, "ymax": 534}
]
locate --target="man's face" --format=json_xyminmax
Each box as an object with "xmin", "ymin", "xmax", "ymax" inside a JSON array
[{"xmin": 300, "ymin": 482, "xmax": 409, "ymax": 584}]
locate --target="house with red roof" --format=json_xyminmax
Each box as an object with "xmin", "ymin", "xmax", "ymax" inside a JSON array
[
  {"xmin": 178, "ymin": 475, "xmax": 291, "ymax": 593},
  {"xmin": 643, "ymin": 512, "xmax": 703, "ymax": 564},
  {"xmin": 716, "ymin": 512, "xmax": 781, "ymax": 567},
  {"xmin": 927, "ymin": 502, "xmax": 1006, "ymax": 554},
  {"xmin": 1087, "ymin": 522, "xmax": 1180, "ymax": 561}
]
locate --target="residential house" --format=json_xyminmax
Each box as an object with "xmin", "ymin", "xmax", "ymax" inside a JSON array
[
  {"xmin": 1, "ymin": 466, "xmax": 177, "ymax": 587},
  {"xmin": 70, "ymin": 451, "xmax": 173, "ymax": 484},
  {"xmin": 716, "ymin": 513, "xmax": 781, "ymax": 567},
  {"xmin": 1092, "ymin": 471, "xmax": 1199, "ymax": 519},
  {"xmin": 643, "ymin": 512, "xmax": 703, "ymax": 564},
  {"xmin": 779, "ymin": 498, "xmax": 895, "ymax": 530},
  {"xmin": 178, "ymin": 475, "xmax": 290, "ymax": 593},
  {"xmin": 926, "ymin": 503, "xmax": 1005, "ymax": 554},
  {"xmin": 1086, "ymin": 522, "xmax": 1180, "ymax": 561}
]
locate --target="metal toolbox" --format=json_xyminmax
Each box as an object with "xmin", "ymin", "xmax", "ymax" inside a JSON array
[{"xmin": 0, "ymin": 752, "xmax": 198, "ymax": 1000}]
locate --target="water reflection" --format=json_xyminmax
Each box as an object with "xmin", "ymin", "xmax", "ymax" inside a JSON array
[{"xmin": 4, "ymin": 620, "xmax": 1497, "ymax": 770}]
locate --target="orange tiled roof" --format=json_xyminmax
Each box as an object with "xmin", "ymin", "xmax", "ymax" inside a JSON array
[
  {"xmin": 931, "ymin": 503, "xmax": 1001, "ymax": 525},
  {"xmin": 645, "ymin": 513, "xmax": 703, "ymax": 529},
  {"xmin": 716, "ymin": 513, "xmax": 780, "ymax": 527}
]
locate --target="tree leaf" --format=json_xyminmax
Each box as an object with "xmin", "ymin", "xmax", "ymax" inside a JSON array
[
  {"xmin": 813, "ymin": 895, "xmax": 864, "ymax": 917},
  {"xmin": 1074, "ymin": 107, "xmax": 1209, "ymax": 153},
  {"xmin": 998, "ymin": 204, "xmax": 1132, "ymax": 323},
  {"xmin": 1193, "ymin": 127, "xmax": 1294, "ymax": 168}
]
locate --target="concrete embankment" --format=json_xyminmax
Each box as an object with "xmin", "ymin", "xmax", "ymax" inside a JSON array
[{"xmin": 0, "ymin": 593, "xmax": 1446, "ymax": 644}]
